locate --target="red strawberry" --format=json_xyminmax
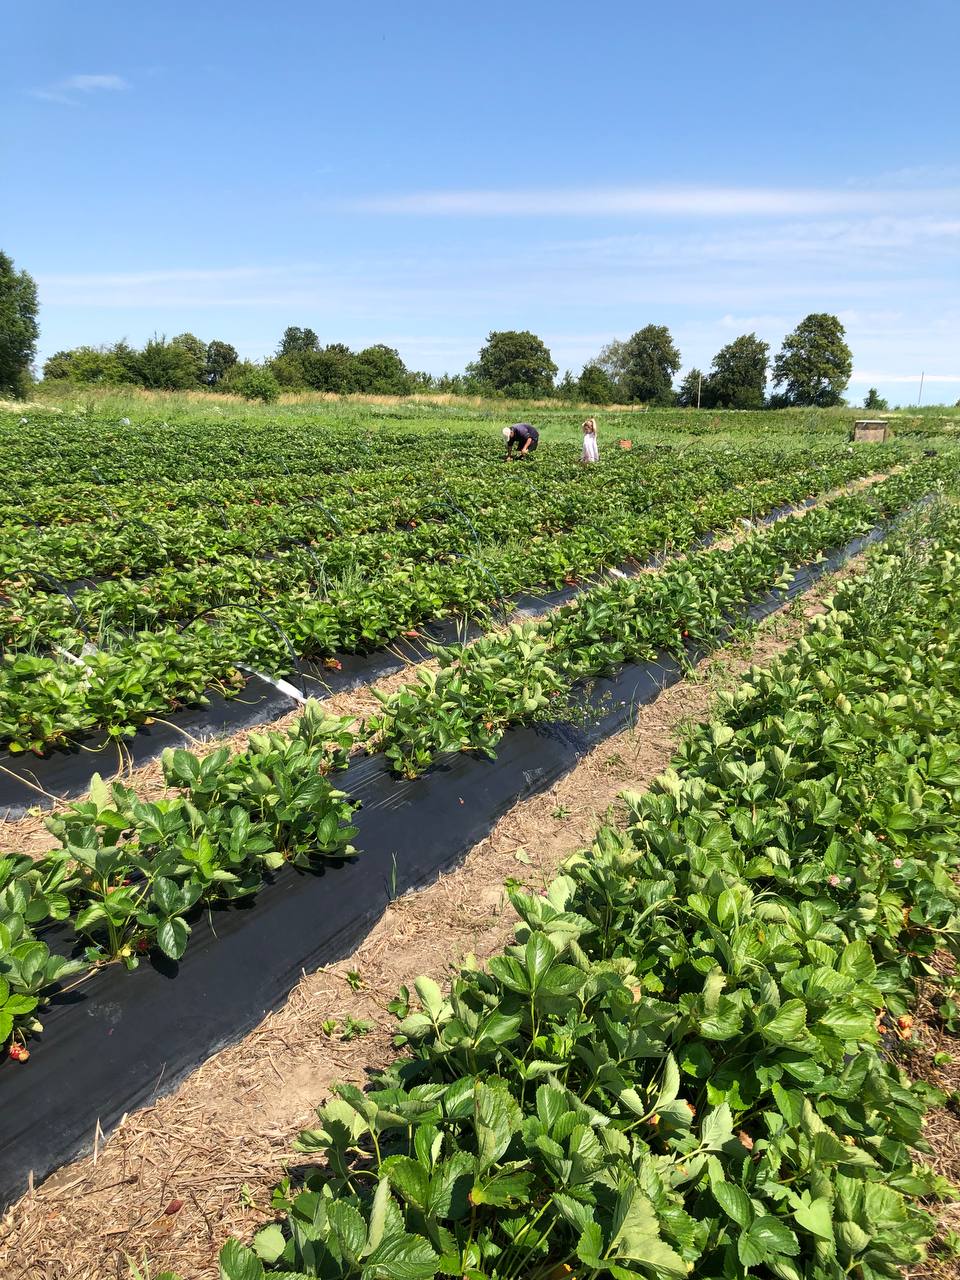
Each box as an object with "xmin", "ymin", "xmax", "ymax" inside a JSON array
[{"xmin": 895, "ymin": 1014, "xmax": 914, "ymax": 1040}]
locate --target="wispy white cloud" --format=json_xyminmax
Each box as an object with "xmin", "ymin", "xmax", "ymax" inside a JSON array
[
  {"xmin": 346, "ymin": 184, "xmax": 959, "ymax": 218},
  {"xmin": 30, "ymin": 73, "xmax": 129, "ymax": 105},
  {"xmin": 850, "ymin": 370, "xmax": 960, "ymax": 384},
  {"xmin": 38, "ymin": 265, "xmax": 283, "ymax": 288},
  {"xmin": 542, "ymin": 216, "xmax": 960, "ymax": 270},
  {"xmin": 846, "ymin": 164, "xmax": 960, "ymax": 188}
]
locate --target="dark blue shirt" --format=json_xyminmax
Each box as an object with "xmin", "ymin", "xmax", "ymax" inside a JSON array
[{"xmin": 510, "ymin": 423, "xmax": 539, "ymax": 444}]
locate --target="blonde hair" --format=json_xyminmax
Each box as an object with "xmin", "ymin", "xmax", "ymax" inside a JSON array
[{"xmin": 582, "ymin": 417, "xmax": 597, "ymax": 434}]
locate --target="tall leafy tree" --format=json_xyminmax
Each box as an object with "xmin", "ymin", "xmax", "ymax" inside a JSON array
[
  {"xmin": 205, "ymin": 339, "xmax": 239, "ymax": 385},
  {"xmin": 707, "ymin": 333, "xmax": 769, "ymax": 408},
  {"xmin": 59, "ymin": 346, "xmax": 130, "ymax": 384},
  {"xmin": 676, "ymin": 368, "xmax": 706, "ymax": 408},
  {"xmin": 598, "ymin": 325, "xmax": 680, "ymax": 403},
  {"xmin": 137, "ymin": 335, "xmax": 202, "ymax": 390},
  {"xmin": 277, "ymin": 326, "xmax": 320, "ymax": 357},
  {"xmin": 468, "ymin": 330, "xmax": 557, "ymax": 396},
  {"xmin": 353, "ymin": 344, "xmax": 412, "ymax": 394},
  {"xmin": 555, "ymin": 370, "xmax": 578, "ymax": 400},
  {"xmin": 772, "ymin": 314, "xmax": 853, "ymax": 407},
  {"xmin": 170, "ymin": 332, "xmax": 208, "ymax": 384},
  {"xmin": 272, "ymin": 344, "xmax": 356, "ymax": 393},
  {"xmin": 42, "ymin": 350, "xmax": 76, "ymax": 381},
  {"xmin": 43, "ymin": 342, "xmax": 136, "ymax": 384},
  {"xmin": 112, "ymin": 340, "xmax": 143, "ymax": 382},
  {"xmin": 0, "ymin": 251, "xmax": 39, "ymax": 397},
  {"xmin": 577, "ymin": 362, "xmax": 616, "ymax": 404},
  {"xmin": 864, "ymin": 387, "xmax": 889, "ymax": 411}
]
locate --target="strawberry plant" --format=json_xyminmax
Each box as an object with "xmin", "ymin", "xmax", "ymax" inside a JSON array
[
  {"xmin": 206, "ymin": 502, "xmax": 960, "ymax": 1280},
  {"xmin": 0, "ymin": 701, "xmax": 360, "ymax": 1037},
  {"xmin": 1, "ymin": 431, "xmax": 933, "ymax": 756},
  {"xmin": 369, "ymin": 466, "xmax": 957, "ymax": 776}
]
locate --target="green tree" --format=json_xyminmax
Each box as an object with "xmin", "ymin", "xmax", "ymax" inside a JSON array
[
  {"xmin": 772, "ymin": 313, "xmax": 853, "ymax": 407},
  {"xmin": 112, "ymin": 340, "xmax": 142, "ymax": 382},
  {"xmin": 676, "ymin": 368, "xmax": 706, "ymax": 408},
  {"xmin": 577, "ymin": 362, "xmax": 616, "ymax": 404},
  {"xmin": 556, "ymin": 370, "xmax": 577, "ymax": 400},
  {"xmin": 205, "ymin": 339, "xmax": 238, "ymax": 386},
  {"xmin": 277, "ymin": 326, "xmax": 320, "ymax": 357},
  {"xmin": 598, "ymin": 325, "xmax": 680, "ymax": 403},
  {"xmin": 69, "ymin": 346, "xmax": 130, "ymax": 384},
  {"xmin": 353, "ymin": 344, "xmax": 412, "ymax": 394},
  {"xmin": 270, "ymin": 351, "xmax": 309, "ymax": 388},
  {"xmin": 170, "ymin": 332, "xmax": 208, "ymax": 384},
  {"xmin": 43, "ymin": 345, "xmax": 130, "ymax": 384},
  {"xmin": 707, "ymin": 333, "xmax": 769, "ymax": 408},
  {"xmin": 42, "ymin": 350, "xmax": 76, "ymax": 381},
  {"xmin": 272, "ymin": 343, "xmax": 358, "ymax": 393},
  {"xmin": 230, "ymin": 363, "xmax": 280, "ymax": 402},
  {"xmin": 435, "ymin": 371, "xmax": 484, "ymax": 395},
  {"xmin": 137, "ymin": 335, "xmax": 202, "ymax": 390},
  {"xmin": 0, "ymin": 251, "xmax": 39, "ymax": 397},
  {"xmin": 864, "ymin": 387, "xmax": 889, "ymax": 411},
  {"xmin": 468, "ymin": 330, "xmax": 557, "ymax": 396}
]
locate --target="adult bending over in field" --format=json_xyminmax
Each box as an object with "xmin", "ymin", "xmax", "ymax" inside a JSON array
[{"xmin": 502, "ymin": 422, "xmax": 539, "ymax": 459}]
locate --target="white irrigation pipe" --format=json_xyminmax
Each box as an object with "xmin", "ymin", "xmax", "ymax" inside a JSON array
[{"xmin": 236, "ymin": 663, "xmax": 308, "ymax": 705}]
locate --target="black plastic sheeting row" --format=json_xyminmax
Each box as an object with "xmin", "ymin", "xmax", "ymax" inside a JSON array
[
  {"xmin": 0, "ymin": 499, "xmax": 817, "ymax": 819},
  {"xmin": 0, "ymin": 522, "xmax": 885, "ymax": 1209}
]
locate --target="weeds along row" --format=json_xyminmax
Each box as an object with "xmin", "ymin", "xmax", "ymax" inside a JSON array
[
  {"xmin": 1, "ymin": 467, "xmax": 955, "ymax": 1062},
  {"xmin": 0, "ymin": 446, "xmax": 928, "ymax": 758},
  {"xmin": 193, "ymin": 498, "xmax": 960, "ymax": 1280}
]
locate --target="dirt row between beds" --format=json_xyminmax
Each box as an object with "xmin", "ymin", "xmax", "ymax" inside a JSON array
[
  {"xmin": 0, "ymin": 549, "xmax": 892, "ymax": 1280},
  {"xmin": 0, "ymin": 468, "xmax": 896, "ymax": 861}
]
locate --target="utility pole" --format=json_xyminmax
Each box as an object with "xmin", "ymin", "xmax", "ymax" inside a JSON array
[
  {"xmin": 696, "ymin": 372, "xmax": 702, "ymax": 410},
  {"xmin": 917, "ymin": 371, "xmax": 925, "ymax": 407}
]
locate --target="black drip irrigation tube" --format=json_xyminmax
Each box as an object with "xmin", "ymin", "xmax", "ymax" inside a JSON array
[
  {"xmin": 0, "ymin": 515, "xmax": 898, "ymax": 1208},
  {"xmin": 0, "ymin": 491, "xmax": 879, "ymax": 818},
  {"xmin": 177, "ymin": 603, "xmax": 309, "ymax": 702}
]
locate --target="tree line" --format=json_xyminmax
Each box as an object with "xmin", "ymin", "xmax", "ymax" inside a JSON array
[
  {"xmin": 29, "ymin": 318, "xmax": 864, "ymax": 409},
  {"xmin": 0, "ymin": 248, "xmax": 915, "ymax": 411}
]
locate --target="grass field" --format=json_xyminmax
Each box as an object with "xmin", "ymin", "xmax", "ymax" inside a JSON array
[
  {"xmin": 12, "ymin": 382, "xmax": 960, "ymax": 444},
  {"xmin": 3, "ymin": 393, "xmax": 960, "ymax": 1280}
]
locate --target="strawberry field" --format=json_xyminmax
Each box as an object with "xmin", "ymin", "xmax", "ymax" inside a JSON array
[
  {"xmin": 3, "ymin": 400, "xmax": 960, "ymax": 1277},
  {"xmin": 205, "ymin": 499, "xmax": 960, "ymax": 1280},
  {"xmin": 0, "ymin": 407, "xmax": 930, "ymax": 757}
]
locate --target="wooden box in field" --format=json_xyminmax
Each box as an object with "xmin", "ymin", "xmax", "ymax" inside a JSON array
[{"xmin": 852, "ymin": 420, "xmax": 892, "ymax": 443}]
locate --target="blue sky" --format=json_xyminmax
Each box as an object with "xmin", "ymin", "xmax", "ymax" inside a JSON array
[{"xmin": 3, "ymin": 0, "xmax": 959, "ymax": 406}]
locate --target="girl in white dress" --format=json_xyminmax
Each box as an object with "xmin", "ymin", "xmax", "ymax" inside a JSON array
[{"xmin": 580, "ymin": 417, "xmax": 599, "ymax": 463}]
